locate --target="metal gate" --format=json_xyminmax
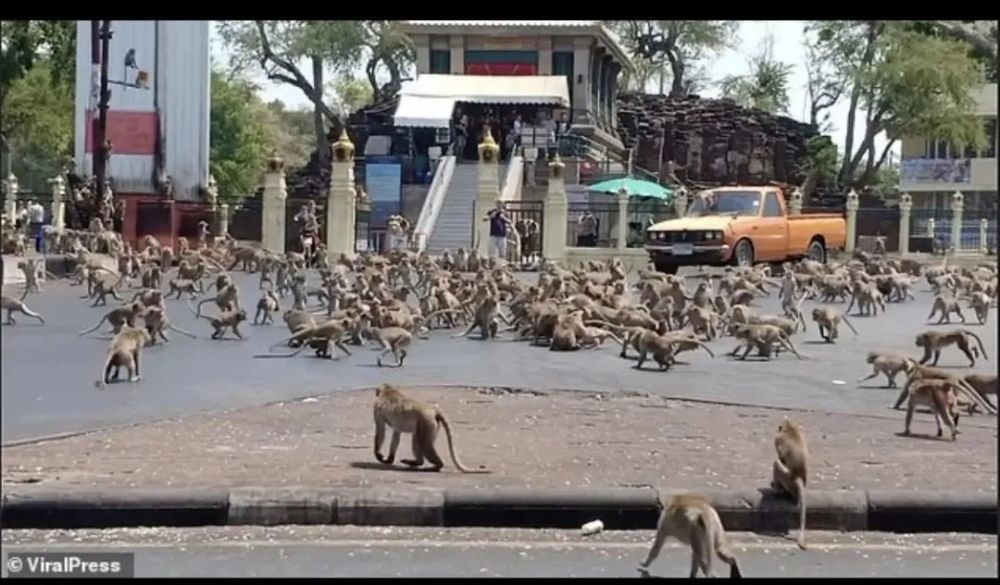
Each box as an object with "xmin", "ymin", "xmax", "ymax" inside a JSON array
[{"xmin": 502, "ymin": 200, "xmax": 544, "ymax": 262}]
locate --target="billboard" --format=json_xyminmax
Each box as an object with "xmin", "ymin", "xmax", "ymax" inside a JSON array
[{"xmin": 901, "ymin": 159, "xmax": 972, "ymax": 185}]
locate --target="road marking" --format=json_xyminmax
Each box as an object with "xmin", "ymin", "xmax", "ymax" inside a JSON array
[{"xmin": 2, "ymin": 539, "xmax": 995, "ymax": 553}]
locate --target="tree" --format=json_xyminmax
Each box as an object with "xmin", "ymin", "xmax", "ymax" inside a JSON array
[
  {"xmin": 2, "ymin": 62, "xmax": 73, "ymax": 188},
  {"xmin": 330, "ymin": 76, "xmax": 374, "ymax": 116},
  {"xmin": 0, "ymin": 20, "xmax": 75, "ymax": 175},
  {"xmin": 809, "ymin": 21, "xmax": 986, "ymax": 188},
  {"xmin": 209, "ymin": 70, "xmax": 275, "ymax": 202},
  {"xmin": 608, "ymin": 20, "xmax": 738, "ymax": 97},
  {"xmin": 217, "ymin": 20, "xmax": 367, "ymax": 167},
  {"xmin": 718, "ymin": 34, "xmax": 794, "ymax": 113},
  {"xmin": 262, "ymin": 99, "xmax": 315, "ymax": 171},
  {"xmin": 359, "ymin": 21, "xmax": 414, "ymax": 103},
  {"xmin": 802, "ymin": 32, "xmax": 846, "ymax": 133}
]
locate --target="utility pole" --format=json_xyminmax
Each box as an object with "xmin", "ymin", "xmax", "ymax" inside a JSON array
[{"xmin": 93, "ymin": 20, "xmax": 113, "ymax": 221}]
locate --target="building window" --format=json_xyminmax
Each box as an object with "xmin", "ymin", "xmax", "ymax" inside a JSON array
[{"xmin": 430, "ymin": 50, "xmax": 450, "ymax": 74}]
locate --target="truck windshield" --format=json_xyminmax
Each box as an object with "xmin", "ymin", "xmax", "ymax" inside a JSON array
[{"xmin": 686, "ymin": 191, "xmax": 761, "ymax": 217}]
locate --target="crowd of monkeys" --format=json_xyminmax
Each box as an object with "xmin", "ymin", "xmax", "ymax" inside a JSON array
[{"xmin": 2, "ymin": 231, "xmax": 998, "ymax": 577}]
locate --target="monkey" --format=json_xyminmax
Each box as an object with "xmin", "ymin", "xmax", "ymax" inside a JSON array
[
  {"xmin": 139, "ymin": 305, "xmax": 197, "ymax": 344},
  {"xmin": 902, "ymin": 378, "xmax": 961, "ymax": 441},
  {"xmin": 254, "ymin": 289, "xmax": 281, "ymax": 325},
  {"xmin": 87, "ymin": 272, "xmax": 126, "ymax": 306},
  {"xmin": 95, "ymin": 326, "xmax": 151, "ymax": 388},
  {"xmin": 131, "ymin": 288, "xmax": 165, "ymax": 310},
  {"xmin": 372, "ymin": 384, "xmax": 489, "ymax": 473},
  {"xmin": 167, "ymin": 277, "xmax": 200, "ymax": 300},
  {"xmin": 915, "ymin": 329, "xmax": 988, "ymax": 367},
  {"xmin": 811, "ymin": 307, "xmax": 858, "ymax": 343},
  {"xmin": 890, "ymin": 362, "xmax": 996, "ymax": 414},
  {"xmin": 782, "ymin": 291, "xmax": 808, "ymax": 332},
  {"xmin": 748, "ymin": 314, "xmax": 799, "ymax": 337},
  {"xmin": 927, "ymin": 294, "xmax": 966, "ymax": 325},
  {"xmin": 360, "ymin": 316, "xmax": 413, "ymax": 367},
  {"xmin": 205, "ymin": 272, "xmax": 233, "ymax": 293},
  {"xmin": 638, "ymin": 494, "xmax": 742, "ymax": 578},
  {"xmin": 847, "ymin": 282, "xmax": 886, "ymax": 316},
  {"xmin": 961, "ymin": 373, "xmax": 998, "ymax": 414},
  {"xmin": 140, "ymin": 263, "xmax": 163, "ymax": 290},
  {"xmin": 193, "ymin": 307, "xmax": 248, "ymax": 340},
  {"xmin": 681, "ymin": 305, "xmax": 719, "ymax": 341},
  {"xmin": 282, "ymin": 308, "xmax": 317, "ymax": 345},
  {"xmin": 728, "ymin": 323, "xmax": 804, "ymax": 361},
  {"xmin": 78, "ymin": 302, "xmax": 145, "ymax": 337},
  {"xmin": 1, "ymin": 294, "xmax": 45, "ymax": 325},
  {"xmin": 195, "ymin": 282, "xmax": 241, "ymax": 317},
  {"xmin": 17, "ymin": 259, "xmax": 42, "ymax": 294},
  {"xmin": 549, "ymin": 310, "xmax": 587, "ymax": 351},
  {"xmin": 261, "ymin": 317, "xmax": 355, "ymax": 359},
  {"xmin": 772, "ymin": 417, "xmax": 809, "ymax": 550},
  {"xmin": 966, "ymin": 291, "xmax": 993, "ymax": 325},
  {"xmin": 451, "ymin": 296, "xmax": 507, "ymax": 340},
  {"xmin": 857, "ymin": 352, "xmax": 914, "ymax": 388}
]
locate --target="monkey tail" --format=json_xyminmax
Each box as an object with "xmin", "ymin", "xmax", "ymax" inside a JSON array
[
  {"xmin": 695, "ymin": 341, "xmax": 716, "ymax": 358},
  {"xmin": 95, "ymin": 352, "xmax": 113, "ymax": 389},
  {"xmin": 965, "ymin": 330, "xmax": 988, "ymax": 361},
  {"xmin": 795, "ymin": 477, "xmax": 807, "ymax": 550},
  {"xmin": 841, "ymin": 315, "xmax": 859, "ymax": 336},
  {"xmin": 436, "ymin": 412, "xmax": 489, "ymax": 474},
  {"xmin": 78, "ymin": 314, "xmax": 109, "ymax": 336},
  {"xmin": 167, "ymin": 323, "xmax": 198, "ymax": 339}
]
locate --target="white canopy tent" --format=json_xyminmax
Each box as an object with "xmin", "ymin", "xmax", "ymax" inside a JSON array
[{"xmin": 392, "ymin": 74, "xmax": 571, "ymax": 129}]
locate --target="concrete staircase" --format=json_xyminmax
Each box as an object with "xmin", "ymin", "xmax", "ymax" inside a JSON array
[{"xmin": 426, "ymin": 162, "xmax": 507, "ymax": 254}]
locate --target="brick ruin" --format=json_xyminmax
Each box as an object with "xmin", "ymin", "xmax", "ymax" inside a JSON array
[{"xmin": 616, "ymin": 92, "xmax": 843, "ymax": 208}]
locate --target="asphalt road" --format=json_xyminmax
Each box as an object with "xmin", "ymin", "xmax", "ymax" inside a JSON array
[
  {"xmin": 2, "ymin": 270, "xmax": 996, "ymax": 443},
  {"xmin": 1, "ymin": 527, "xmax": 995, "ymax": 578}
]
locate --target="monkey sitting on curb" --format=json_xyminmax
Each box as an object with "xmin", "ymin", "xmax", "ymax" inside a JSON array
[
  {"xmin": 372, "ymin": 384, "xmax": 489, "ymax": 474},
  {"xmin": 772, "ymin": 417, "xmax": 809, "ymax": 550},
  {"xmin": 638, "ymin": 494, "xmax": 742, "ymax": 578}
]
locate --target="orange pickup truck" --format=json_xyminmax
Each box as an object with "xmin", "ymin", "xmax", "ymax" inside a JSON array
[{"xmin": 645, "ymin": 186, "xmax": 846, "ymax": 274}]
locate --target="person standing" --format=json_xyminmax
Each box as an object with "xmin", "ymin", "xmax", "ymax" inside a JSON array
[
  {"xmin": 27, "ymin": 200, "xmax": 45, "ymax": 252},
  {"xmin": 576, "ymin": 210, "xmax": 598, "ymax": 247},
  {"xmin": 454, "ymin": 115, "xmax": 468, "ymax": 160},
  {"xmin": 484, "ymin": 200, "xmax": 512, "ymax": 259}
]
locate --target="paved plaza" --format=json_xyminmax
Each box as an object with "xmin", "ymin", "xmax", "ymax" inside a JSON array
[{"xmin": 1, "ymin": 269, "xmax": 996, "ymax": 443}]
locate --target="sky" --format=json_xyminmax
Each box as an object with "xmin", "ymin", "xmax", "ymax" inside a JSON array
[{"xmin": 208, "ymin": 21, "xmax": 894, "ymax": 159}]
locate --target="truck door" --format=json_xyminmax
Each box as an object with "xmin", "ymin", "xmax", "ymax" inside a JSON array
[{"xmin": 755, "ymin": 191, "xmax": 788, "ymax": 261}]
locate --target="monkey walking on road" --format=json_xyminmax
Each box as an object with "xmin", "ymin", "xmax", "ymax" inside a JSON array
[
  {"xmin": 372, "ymin": 384, "xmax": 489, "ymax": 474},
  {"xmin": 639, "ymin": 494, "xmax": 742, "ymax": 578}
]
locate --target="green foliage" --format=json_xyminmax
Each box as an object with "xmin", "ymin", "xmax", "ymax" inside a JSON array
[
  {"xmin": 808, "ymin": 21, "xmax": 986, "ymax": 188},
  {"xmin": 262, "ymin": 99, "xmax": 315, "ymax": 171},
  {"xmin": 607, "ymin": 20, "xmax": 737, "ymax": 97},
  {"xmin": 805, "ymin": 136, "xmax": 839, "ymax": 180},
  {"xmin": 331, "ymin": 76, "xmax": 373, "ymax": 115},
  {"xmin": 1, "ymin": 19, "xmax": 75, "ymax": 180},
  {"xmin": 209, "ymin": 70, "xmax": 274, "ymax": 202},
  {"xmin": 719, "ymin": 34, "xmax": 793, "ymax": 113}
]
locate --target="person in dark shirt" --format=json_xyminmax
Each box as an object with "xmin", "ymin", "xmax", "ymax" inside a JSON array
[{"xmin": 483, "ymin": 200, "xmax": 512, "ymax": 259}]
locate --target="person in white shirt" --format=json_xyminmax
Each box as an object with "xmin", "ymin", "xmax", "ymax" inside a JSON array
[{"xmin": 27, "ymin": 200, "xmax": 45, "ymax": 252}]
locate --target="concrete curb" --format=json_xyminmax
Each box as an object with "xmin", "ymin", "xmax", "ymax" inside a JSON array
[{"xmin": 1, "ymin": 487, "xmax": 995, "ymax": 533}]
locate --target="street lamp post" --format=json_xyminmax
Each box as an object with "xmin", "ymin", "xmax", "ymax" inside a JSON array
[{"xmin": 93, "ymin": 20, "xmax": 113, "ymax": 223}]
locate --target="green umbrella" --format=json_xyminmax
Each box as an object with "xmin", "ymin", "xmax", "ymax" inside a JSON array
[{"xmin": 587, "ymin": 177, "xmax": 673, "ymax": 200}]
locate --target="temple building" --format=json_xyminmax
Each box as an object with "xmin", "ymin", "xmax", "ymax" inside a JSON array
[{"xmin": 396, "ymin": 20, "xmax": 633, "ymax": 156}]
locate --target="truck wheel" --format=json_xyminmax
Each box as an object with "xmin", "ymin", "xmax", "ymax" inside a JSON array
[
  {"xmin": 733, "ymin": 239, "xmax": 754, "ymax": 268},
  {"xmin": 654, "ymin": 261, "xmax": 679, "ymax": 275},
  {"xmin": 807, "ymin": 239, "xmax": 827, "ymax": 264}
]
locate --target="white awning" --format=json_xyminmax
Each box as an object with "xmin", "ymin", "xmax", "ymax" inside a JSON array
[
  {"xmin": 393, "ymin": 75, "xmax": 571, "ymax": 128},
  {"xmin": 393, "ymin": 95, "xmax": 457, "ymax": 129}
]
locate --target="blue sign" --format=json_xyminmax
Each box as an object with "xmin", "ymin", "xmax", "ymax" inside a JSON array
[
  {"xmin": 366, "ymin": 163, "xmax": 402, "ymax": 202},
  {"xmin": 366, "ymin": 163, "xmax": 401, "ymax": 227}
]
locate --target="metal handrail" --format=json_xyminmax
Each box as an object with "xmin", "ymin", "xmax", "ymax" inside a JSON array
[{"xmin": 412, "ymin": 155, "xmax": 456, "ymax": 253}]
